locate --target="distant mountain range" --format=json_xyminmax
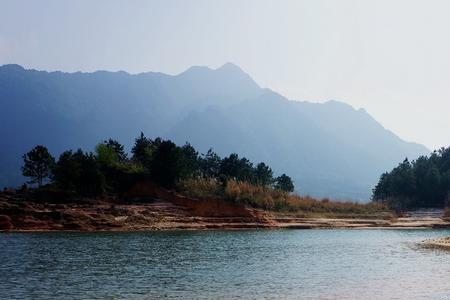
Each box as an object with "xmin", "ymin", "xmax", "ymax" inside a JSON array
[{"xmin": 0, "ymin": 63, "xmax": 429, "ymax": 200}]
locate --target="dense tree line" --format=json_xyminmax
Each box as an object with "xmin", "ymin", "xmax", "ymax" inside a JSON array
[
  {"xmin": 372, "ymin": 147, "xmax": 450, "ymax": 210},
  {"xmin": 21, "ymin": 133, "xmax": 295, "ymax": 197}
]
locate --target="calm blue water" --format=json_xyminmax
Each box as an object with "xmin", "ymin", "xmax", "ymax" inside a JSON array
[{"xmin": 1, "ymin": 229, "xmax": 450, "ymax": 299}]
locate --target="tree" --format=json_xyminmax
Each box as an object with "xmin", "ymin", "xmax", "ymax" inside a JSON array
[
  {"xmin": 423, "ymin": 165, "xmax": 442, "ymax": 207},
  {"xmin": 437, "ymin": 147, "xmax": 450, "ymax": 173},
  {"xmin": 52, "ymin": 150, "xmax": 80, "ymax": 191},
  {"xmin": 390, "ymin": 158, "xmax": 416, "ymax": 198},
  {"xmin": 149, "ymin": 140, "xmax": 185, "ymax": 187},
  {"xmin": 21, "ymin": 145, "xmax": 55, "ymax": 187},
  {"xmin": 200, "ymin": 149, "xmax": 221, "ymax": 178},
  {"xmin": 372, "ymin": 149, "xmax": 450, "ymax": 210},
  {"xmin": 131, "ymin": 132, "xmax": 153, "ymax": 164},
  {"xmin": 219, "ymin": 153, "xmax": 255, "ymax": 182},
  {"xmin": 21, "ymin": 134, "xmax": 298, "ymax": 200},
  {"xmin": 275, "ymin": 174, "xmax": 294, "ymax": 192},
  {"xmin": 78, "ymin": 152, "xmax": 106, "ymax": 196},
  {"xmin": 372, "ymin": 172, "xmax": 392, "ymax": 202},
  {"xmin": 96, "ymin": 143, "xmax": 120, "ymax": 167},
  {"xmin": 412, "ymin": 156, "xmax": 432, "ymax": 207},
  {"xmin": 254, "ymin": 162, "xmax": 273, "ymax": 187},
  {"xmin": 103, "ymin": 139, "xmax": 127, "ymax": 162},
  {"xmin": 96, "ymin": 139, "xmax": 127, "ymax": 166},
  {"xmin": 53, "ymin": 149, "xmax": 105, "ymax": 196},
  {"xmin": 180, "ymin": 142, "xmax": 200, "ymax": 177}
]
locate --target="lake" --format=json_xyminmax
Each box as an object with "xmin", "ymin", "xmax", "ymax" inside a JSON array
[{"xmin": 1, "ymin": 229, "xmax": 450, "ymax": 299}]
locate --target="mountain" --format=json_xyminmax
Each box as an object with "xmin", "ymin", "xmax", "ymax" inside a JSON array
[{"xmin": 0, "ymin": 63, "xmax": 429, "ymax": 200}]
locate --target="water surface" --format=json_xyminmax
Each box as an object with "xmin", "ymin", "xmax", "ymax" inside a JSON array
[{"xmin": 1, "ymin": 229, "xmax": 450, "ymax": 299}]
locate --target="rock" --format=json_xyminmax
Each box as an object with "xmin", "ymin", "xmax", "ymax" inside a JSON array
[{"xmin": 423, "ymin": 237, "xmax": 450, "ymax": 249}]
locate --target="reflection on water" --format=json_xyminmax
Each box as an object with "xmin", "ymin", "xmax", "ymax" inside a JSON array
[{"xmin": 1, "ymin": 229, "xmax": 450, "ymax": 299}]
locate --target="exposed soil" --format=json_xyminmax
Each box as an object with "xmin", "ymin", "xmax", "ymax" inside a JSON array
[{"xmin": 1, "ymin": 184, "xmax": 450, "ymax": 232}]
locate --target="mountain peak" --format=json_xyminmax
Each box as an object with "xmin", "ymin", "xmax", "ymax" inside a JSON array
[
  {"xmin": 216, "ymin": 62, "xmax": 243, "ymax": 72},
  {"xmin": 176, "ymin": 62, "xmax": 260, "ymax": 94},
  {"xmin": 0, "ymin": 64, "xmax": 25, "ymax": 72},
  {"xmin": 177, "ymin": 65, "xmax": 212, "ymax": 77},
  {"xmin": 324, "ymin": 100, "xmax": 355, "ymax": 110},
  {"xmin": 179, "ymin": 62, "xmax": 246, "ymax": 77}
]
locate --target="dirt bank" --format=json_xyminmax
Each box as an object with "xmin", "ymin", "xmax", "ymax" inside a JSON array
[{"xmin": 1, "ymin": 187, "xmax": 449, "ymax": 232}]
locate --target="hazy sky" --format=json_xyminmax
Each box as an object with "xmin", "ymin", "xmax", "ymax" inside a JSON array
[{"xmin": 1, "ymin": 0, "xmax": 449, "ymax": 150}]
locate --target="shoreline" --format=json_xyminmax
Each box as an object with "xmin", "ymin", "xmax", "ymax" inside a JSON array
[
  {"xmin": 2, "ymin": 226, "xmax": 450, "ymax": 233},
  {"xmin": 422, "ymin": 237, "xmax": 450, "ymax": 249},
  {"xmin": 2, "ymin": 215, "xmax": 450, "ymax": 232},
  {"xmin": 2, "ymin": 190, "xmax": 449, "ymax": 233}
]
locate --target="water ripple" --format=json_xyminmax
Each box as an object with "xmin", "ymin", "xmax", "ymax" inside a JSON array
[{"xmin": 1, "ymin": 229, "xmax": 450, "ymax": 299}]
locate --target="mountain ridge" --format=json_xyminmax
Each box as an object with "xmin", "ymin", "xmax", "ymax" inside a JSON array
[{"xmin": 0, "ymin": 63, "xmax": 429, "ymax": 200}]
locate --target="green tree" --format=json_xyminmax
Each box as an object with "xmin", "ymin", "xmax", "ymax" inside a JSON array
[
  {"xmin": 372, "ymin": 172, "xmax": 392, "ymax": 202},
  {"xmin": 219, "ymin": 153, "xmax": 254, "ymax": 182},
  {"xmin": 275, "ymin": 174, "xmax": 294, "ymax": 192},
  {"xmin": 390, "ymin": 158, "xmax": 416, "ymax": 197},
  {"xmin": 53, "ymin": 149, "xmax": 105, "ymax": 196},
  {"xmin": 200, "ymin": 149, "xmax": 221, "ymax": 178},
  {"xmin": 78, "ymin": 152, "xmax": 106, "ymax": 196},
  {"xmin": 372, "ymin": 151, "xmax": 450, "ymax": 210},
  {"xmin": 437, "ymin": 147, "xmax": 450, "ymax": 173},
  {"xmin": 103, "ymin": 139, "xmax": 127, "ymax": 162},
  {"xmin": 423, "ymin": 165, "xmax": 442, "ymax": 207},
  {"xmin": 150, "ymin": 140, "xmax": 185, "ymax": 187},
  {"xmin": 21, "ymin": 145, "xmax": 55, "ymax": 187},
  {"xmin": 254, "ymin": 162, "xmax": 273, "ymax": 187},
  {"xmin": 131, "ymin": 132, "xmax": 153, "ymax": 164},
  {"xmin": 96, "ymin": 139, "xmax": 128, "ymax": 166},
  {"xmin": 96, "ymin": 143, "xmax": 120, "ymax": 167},
  {"xmin": 180, "ymin": 142, "xmax": 200, "ymax": 178},
  {"xmin": 52, "ymin": 150, "xmax": 81, "ymax": 191},
  {"xmin": 412, "ymin": 156, "xmax": 432, "ymax": 207}
]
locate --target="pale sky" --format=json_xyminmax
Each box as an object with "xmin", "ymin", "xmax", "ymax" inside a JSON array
[{"xmin": 1, "ymin": 0, "xmax": 449, "ymax": 150}]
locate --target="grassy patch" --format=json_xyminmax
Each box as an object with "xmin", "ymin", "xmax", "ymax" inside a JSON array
[{"xmin": 177, "ymin": 178, "xmax": 391, "ymax": 217}]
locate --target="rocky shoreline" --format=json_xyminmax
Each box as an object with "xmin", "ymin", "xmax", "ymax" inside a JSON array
[
  {"xmin": 1, "ymin": 189, "xmax": 450, "ymax": 232},
  {"xmin": 422, "ymin": 237, "xmax": 450, "ymax": 249}
]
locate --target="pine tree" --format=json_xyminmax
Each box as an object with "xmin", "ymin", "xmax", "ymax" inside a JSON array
[
  {"xmin": 275, "ymin": 174, "xmax": 294, "ymax": 192},
  {"xmin": 22, "ymin": 145, "xmax": 55, "ymax": 187}
]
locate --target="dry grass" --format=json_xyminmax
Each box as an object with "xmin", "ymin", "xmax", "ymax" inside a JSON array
[
  {"xmin": 284, "ymin": 194, "xmax": 389, "ymax": 215},
  {"xmin": 177, "ymin": 177, "xmax": 222, "ymax": 199},
  {"xmin": 224, "ymin": 180, "xmax": 286, "ymax": 210},
  {"xmin": 178, "ymin": 178, "xmax": 391, "ymax": 216}
]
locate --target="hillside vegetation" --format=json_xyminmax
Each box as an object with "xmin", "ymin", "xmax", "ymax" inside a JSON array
[
  {"xmin": 373, "ymin": 147, "xmax": 450, "ymax": 210},
  {"xmin": 17, "ymin": 133, "xmax": 388, "ymax": 217}
]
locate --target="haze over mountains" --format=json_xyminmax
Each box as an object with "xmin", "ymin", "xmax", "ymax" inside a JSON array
[{"xmin": 0, "ymin": 63, "xmax": 429, "ymax": 200}]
